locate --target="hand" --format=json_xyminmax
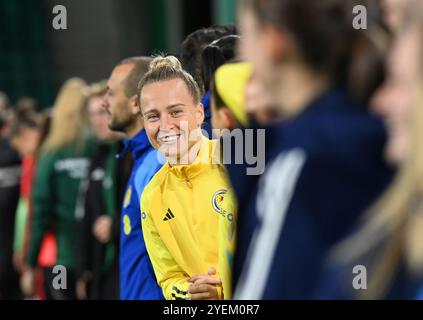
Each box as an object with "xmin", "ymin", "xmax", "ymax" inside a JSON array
[
  {"xmin": 76, "ymin": 272, "xmax": 92, "ymax": 300},
  {"xmin": 13, "ymin": 250, "xmax": 25, "ymax": 274},
  {"xmin": 21, "ymin": 268, "xmax": 35, "ymax": 297},
  {"xmin": 92, "ymin": 215, "xmax": 112, "ymax": 244},
  {"xmin": 187, "ymin": 267, "xmax": 222, "ymax": 300},
  {"xmin": 76, "ymin": 279, "xmax": 87, "ymax": 300}
]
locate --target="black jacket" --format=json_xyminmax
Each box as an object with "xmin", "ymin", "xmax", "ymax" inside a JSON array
[
  {"xmin": 0, "ymin": 138, "xmax": 21, "ymax": 299},
  {"xmin": 77, "ymin": 140, "xmax": 130, "ymax": 300}
]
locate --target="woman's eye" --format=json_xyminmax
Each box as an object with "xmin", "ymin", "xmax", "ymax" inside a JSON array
[
  {"xmin": 171, "ymin": 111, "xmax": 182, "ymax": 117},
  {"xmin": 147, "ymin": 115, "xmax": 159, "ymax": 121}
]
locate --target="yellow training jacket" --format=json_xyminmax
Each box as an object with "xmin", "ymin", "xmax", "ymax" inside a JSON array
[{"xmin": 141, "ymin": 136, "xmax": 236, "ymax": 300}]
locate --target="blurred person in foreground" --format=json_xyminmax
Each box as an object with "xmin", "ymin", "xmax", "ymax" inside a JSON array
[
  {"xmin": 23, "ymin": 78, "xmax": 93, "ymax": 300},
  {"xmin": 380, "ymin": 0, "xmax": 412, "ymax": 33},
  {"xmin": 76, "ymin": 82, "xmax": 124, "ymax": 300},
  {"xmin": 102, "ymin": 57, "xmax": 164, "ymax": 300},
  {"xmin": 229, "ymin": 0, "xmax": 394, "ymax": 299},
  {"xmin": 320, "ymin": 2, "xmax": 423, "ymax": 299}
]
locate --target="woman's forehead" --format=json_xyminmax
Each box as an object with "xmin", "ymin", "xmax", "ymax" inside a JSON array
[{"xmin": 141, "ymin": 79, "xmax": 195, "ymax": 109}]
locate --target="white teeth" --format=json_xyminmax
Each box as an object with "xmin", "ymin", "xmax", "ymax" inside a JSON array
[{"xmin": 160, "ymin": 135, "xmax": 179, "ymax": 143}]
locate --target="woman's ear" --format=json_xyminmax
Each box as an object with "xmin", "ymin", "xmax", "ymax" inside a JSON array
[
  {"xmin": 219, "ymin": 107, "xmax": 237, "ymax": 130},
  {"xmin": 263, "ymin": 24, "xmax": 286, "ymax": 63},
  {"xmin": 196, "ymin": 102, "xmax": 205, "ymax": 126}
]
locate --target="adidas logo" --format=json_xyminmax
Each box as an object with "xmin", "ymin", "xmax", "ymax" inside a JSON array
[{"xmin": 163, "ymin": 208, "xmax": 175, "ymax": 221}]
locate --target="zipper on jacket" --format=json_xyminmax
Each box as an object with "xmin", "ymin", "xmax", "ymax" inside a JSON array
[
  {"xmin": 185, "ymin": 178, "xmax": 193, "ymax": 188},
  {"xmin": 181, "ymin": 167, "xmax": 193, "ymax": 189},
  {"xmin": 181, "ymin": 167, "xmax": 196, "ymax": 225}
]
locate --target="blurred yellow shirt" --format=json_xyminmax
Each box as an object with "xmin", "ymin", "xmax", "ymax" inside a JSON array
[{"xmin": 141, "ymin": 136, "xmax": 237, "ymax": 300}]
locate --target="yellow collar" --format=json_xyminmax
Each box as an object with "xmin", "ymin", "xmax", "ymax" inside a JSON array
[{"xmin": 166, "ymin": 136, "xmax": 218, "ymax": 182}]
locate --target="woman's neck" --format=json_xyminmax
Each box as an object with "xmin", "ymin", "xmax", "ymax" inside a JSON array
[
  {"xmin": 167, "ymin": 137, "xmax": 203, "ymax": 166},
  {"xmin": 274, "ymin": 64, "xmax": 331, "ymax": 119}
]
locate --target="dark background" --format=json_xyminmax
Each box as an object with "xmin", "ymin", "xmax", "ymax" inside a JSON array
[{"xmin": 0, "ymin": 0, "xmax": 237, "ymax": 107}]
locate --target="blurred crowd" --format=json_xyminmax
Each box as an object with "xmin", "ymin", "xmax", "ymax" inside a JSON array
[{"xmin": 0, "ymin": 0, "xmax": 422, "ymax": 300}]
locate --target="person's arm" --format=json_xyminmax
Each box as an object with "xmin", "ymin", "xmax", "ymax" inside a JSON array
[
  {"xmin": 110, "ymin": 212, "xmax": 120, "ymax": 245},
  {"xmin": 76, "ymin": 177, "xmax": 94, "ymax": 278},
  {"xmin": 23, "ymin": 153, "xmax": 55, "ymax": 297},
  {"xmin": 141, "ymin": 192, "xmax": 191, "ymax": 300},
  {"xmin": 27, "ymin": 153, "xmax": 55, "ymax": 268},
  {"xmin": 75, "ymin": 187, "xmax": 93, "ymax": 300},
  {"xmin": 12, "ymin": 198, "xmax": 28, "ymax": 274}
]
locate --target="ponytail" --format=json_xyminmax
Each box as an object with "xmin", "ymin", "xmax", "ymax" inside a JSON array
[{"xmin": 201, "ymin": 35, "xmax": 240, "ymax": 92}]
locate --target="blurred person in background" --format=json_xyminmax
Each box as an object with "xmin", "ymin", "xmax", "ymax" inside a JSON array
[
  {"xmin": 201, "ymin": 34, "xmax": 240, "ymax": 139},
  {"xmin": 201, "ymin": 35, "xmax": 240, "ymax": 94},
  {"xmin": 9, "ymin": 109, "xmax": 57, "ymax": 300},
  {"xmin": 210, "ymin": 61, "xmax": 252, "ymax": 131},
  {"xmin": 230, "ymin": 0, "xmax": 394, "ymax": 299},
  {"xmin": 102, "ymin": 57, "xmax": 164, "ymax": 300},
  {"xmin": 15, "ymin": 97, "xmax": 38, "ymax": 114},
  {"xmin": 210, "ymin": 61, "xmax": 253, "ymax": 299},
  {"xmin": 201, "ymin": 35, "xmax": 240, "ymax": 97},
  {"xmin": 0, "ymin": 92, "xmax": 14, "ymax": 138},
  {"xmin": 76, "ymin": 82, "xmax": 125, "ymax": 300},
  {"xmin": 181, "ymin": 25, "xmax": 238, "ymax": 94},
  {"xmin": 0, "ymin": 107, "xmax": 21, "ymax": 299},
  {"xmin": 0, "ymin": 91, "xmax": 10, "ymax": 114},
  {"xmin": 22, "ymin": 78, "xmax": 93, "ymax": 300},
  {"xmin": 181, "ymin": 25, "xmax": 238, "ymax": 137},
  {"xmin": 320, "ymin": 2, "xmax": 423, "ymax": 299}
]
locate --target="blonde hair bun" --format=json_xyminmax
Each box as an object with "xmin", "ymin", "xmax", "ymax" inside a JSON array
[{"xmin": 149, "ymin": 55, "xmax": 182, "ymax": 71}]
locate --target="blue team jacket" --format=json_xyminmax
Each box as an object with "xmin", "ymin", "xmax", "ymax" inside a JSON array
[
  {"xmin": 227, "ymin": 88, "xmax": 394, "ymax": 299},
  {"xmin": 201, "ymin": 91, "xmax": 213, "ymax": 138},
  {"xmin": 119, "ymin": 129, "xmax": 164, "ymax": 300}
]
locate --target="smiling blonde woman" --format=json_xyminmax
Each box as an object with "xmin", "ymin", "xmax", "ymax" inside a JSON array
[{"xmin": 138, "ymin": 55, "xmax": 237, "ymax": 300}]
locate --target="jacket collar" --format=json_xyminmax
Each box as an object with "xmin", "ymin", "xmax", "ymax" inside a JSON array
[
  {"xmin": 201, "ymin": 91, "xmax": 211, "ymax": 118},
  {"xmin": 166, "ymin": 136, "xmax": 218, "ymax": 182},
  {"xmin": 118, "ymin": 129, "xmax": 152, "ymax": 161}
]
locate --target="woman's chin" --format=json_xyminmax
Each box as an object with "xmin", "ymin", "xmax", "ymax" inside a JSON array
[
  {"xmin": 385, "ymin": 138, "xmax": 408, "ymax": 166},
  {"xmin": 159, "ymin": 145, "xmax": 186, "ymax": 160}
]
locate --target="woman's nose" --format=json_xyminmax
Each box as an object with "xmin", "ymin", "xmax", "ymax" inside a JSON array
[
  {"xmin": 160, "ymin": 114, "xmax": 175, "ymax": 131},
  {"xmin": 370, "ymin": 85, "xmax": 392, "ymax": 116}
]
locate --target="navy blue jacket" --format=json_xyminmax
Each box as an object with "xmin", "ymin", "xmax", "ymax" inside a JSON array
[
  {"xmin": 314, "ymin": 231, "xmax": 423, "ymax": 299},
  {"xmin": 119, "ymin": 129, "xmax": 164, "ymax": 300},
  {"xmin": 201, "ymin": 91, "xmax": 213, "ymax": 138},
  {"xmin": 228, "ymin": 88, "xmax": 394, "ymax": 299}
]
